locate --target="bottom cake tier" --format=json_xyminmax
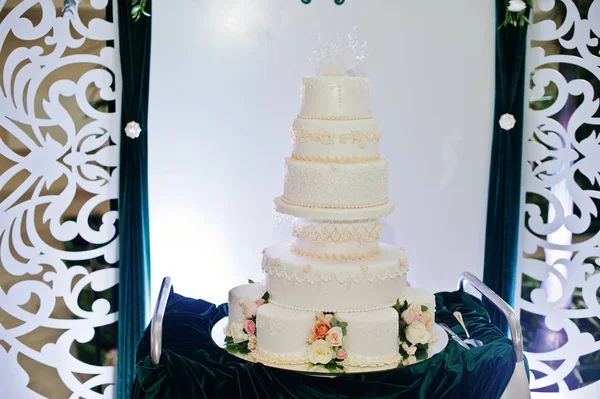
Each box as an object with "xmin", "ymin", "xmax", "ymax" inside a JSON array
[{"xmin": 225, "ymin": 283, "xmax": 438, "ymax": 371}]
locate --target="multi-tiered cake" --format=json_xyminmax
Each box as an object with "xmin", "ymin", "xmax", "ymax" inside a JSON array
[{"xmin": 225, "ymin": 73, "xmax": 438, "ymax": 371}]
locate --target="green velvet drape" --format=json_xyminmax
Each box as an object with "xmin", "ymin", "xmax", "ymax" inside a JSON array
[
  {"xmin": 117, "ymin": 1, "xmax": 153, "ymax": 397},
  {"xmin": 483, "ymin": 2, "xmax": 529, "ymax": 333}
]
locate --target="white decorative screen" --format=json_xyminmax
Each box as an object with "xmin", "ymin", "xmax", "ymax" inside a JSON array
[
  {"xmin": 0, "ymin": 1, "xmax": 120, "ymax": 398},
  {"xmin": 517, "ymin": 1, "xmax": 600, "ymax": 397}
]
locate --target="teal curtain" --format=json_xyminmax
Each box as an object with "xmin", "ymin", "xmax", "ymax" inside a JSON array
[
  {"xmin": 483, "ymin": 2, "xmax": 529, "ymax": 334},
  {"xmin": 117, "ymin": 1, "xmax": 152, "ymax": 397}
]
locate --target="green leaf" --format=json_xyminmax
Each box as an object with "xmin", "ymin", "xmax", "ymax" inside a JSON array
[
  {"xmin": 131, "ymin": 5, "xmax": 141, "ymax": 14},
  {"xmin": 325, "ymin": 362, "xmax": 338, "ymax": 371},
  {"xmin": 141, "ymin": 10, "xmax": 151, "ymax": 17},
  {"xmin": 330, "ymin": 317, "xmax": 338, "ymax": 327},
  {"xmin": 398, "ymin": 346, "xmax": 409, "ymax": 359},
  {"xmin": 416, "ymin": 343, "xmax": 429, "ymax": 351},
  {"xmin": 421, "ymin": 305, "xmax": 428, "ymax": 312},
  {"xmin": 416, "ymin": 351, "xmax": 428, "ymax": 361},
  {"xmin": 342, "ymin": 327, "xmax": 347, "ymax": 335},
  {"xmin": 224, "ymin": 336, "xmax": 233, "ymax": 344},
  {"xmin": 339, "ymin": 322, "xmax": 348, "ymax": 329},
  {"xmin": 238, "ymin": 346, "xmax": 250, "ymax": 354},
  {"xmin": 248, "ymin": 279, "xmax": 255, "ymax": 284},
  {"xmin": 261, "ymin": 291, "xmax": 270, "ymax": 302}
]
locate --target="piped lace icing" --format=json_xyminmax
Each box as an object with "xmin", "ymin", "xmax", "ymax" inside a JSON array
[
  {"xmin": 261, "ymin": 254, "xmax": 408, "ymax": 286},
  {"xmin": 292, "ymin": 219, "xmax": 380, "ymax": 247},
  {"xmin": 291, "ymin": 125, "xmax": 380, "ymax": 148}
]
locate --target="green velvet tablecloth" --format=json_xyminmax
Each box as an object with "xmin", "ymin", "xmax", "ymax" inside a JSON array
[{"xmin": 131, "ymin": 291, "xmax": 522, "ymax": 399}]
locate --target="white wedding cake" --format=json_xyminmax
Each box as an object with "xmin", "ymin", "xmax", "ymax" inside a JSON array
[{"xmin": 224, "ymin": 62, "xmax": 438, "ymax": 371}]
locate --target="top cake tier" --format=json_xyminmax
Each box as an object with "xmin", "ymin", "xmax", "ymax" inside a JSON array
[{"xmin": 300, "ymin": 76, "xmax": 371, "ymax": 117}]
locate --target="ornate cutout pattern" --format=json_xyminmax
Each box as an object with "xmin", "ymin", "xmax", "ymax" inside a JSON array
[
  {"xmin": 517, "ymin": 1, "xmax": 600, "ymax": 395},
  {"xmin": 0, "ymin": 1, "xmax": 120, "ymax": 397}
]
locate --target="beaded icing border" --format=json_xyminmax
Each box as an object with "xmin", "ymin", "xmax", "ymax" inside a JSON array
[
  {"xmin": 280, "ymin": 197, "xmax": 390, "ymax": 210},
  {"xmin": 290, "ymin": 244, "xmax": 381, "ymax": 261}
]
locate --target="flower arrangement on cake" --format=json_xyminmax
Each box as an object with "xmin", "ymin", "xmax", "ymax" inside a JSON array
[
  {"xmin": 307, "ymin": 312, "xmax": 348, "ymax": 371},
  {"xmin": 224, "ymin": 286, "xmax": 270, "ymax": 355},
  {"xmin": 393, "ymin": 299, "xmax": 438, "ymax": 366}
]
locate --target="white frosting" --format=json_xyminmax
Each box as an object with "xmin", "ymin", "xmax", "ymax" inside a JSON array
[
  {"xmin": 227, "ymin": 283, "xmax": 265, "ymax": 325},
  {"xmin": 336, "ymin": 308, "xmax": 400, "ymax": 362},
  {"xmin": 291, "ymin": 118, "xmax": 379, "ymax": 161},
  {"xmin": 262, "ymin": 243, "xmax": 408, "ymax": 312},
  {"xmin": 301, "ymin": 76, "xmax": 371, "ymax": 117},
  {"xmin": 274, "ymin": 196, "xmax": 395, "ymax": 221},
  {"xmin": 291, "ymin": 218, "xmax": 380, "ymax": 258},
  {"xmin": 254, "ymin": 304, "xmax": 402, "ymax": 369},
  {"xmin": 283, "ymin": 158, "xmax": 388, "ymax": 208},
  {"xmin": 255, "ymin": 303, "xmax": 313, "ymax": 360}
]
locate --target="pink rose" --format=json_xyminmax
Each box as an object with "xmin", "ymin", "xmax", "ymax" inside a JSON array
[
  {"xmin": 401, "ymin": 304, "xmax": 422, "ymax": 325},
  {"xmin": 325, "ymin": 327, "xmax": 343, "ymax": 346},
  {"xmin": 420, "ymin": 311, "xmax": 434, "ymax": 331},
  {"xmin": 244, "ymin": 319, "xmax": 256, "ymax": 335},
  {"xmin": 336, "ymin": 349, "xmax": 347, "ymax": 360},
  {"xmin": 241, "ymin": 298, "xmax": 259, "ymax": 319},
  {"xmin": 255, "ymin": 298, "xmax": 266, "ymax": 306}
]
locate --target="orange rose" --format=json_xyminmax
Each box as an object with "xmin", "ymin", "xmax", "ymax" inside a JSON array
[{"xmin": 308, "ymin": 320, "xmax": 331, "ymax": 343}]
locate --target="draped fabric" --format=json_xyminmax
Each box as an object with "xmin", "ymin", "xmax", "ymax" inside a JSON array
[
  {"xmin": 131, "ymin": 291, "xmax": 525, "ymax": 399},
  {"xmin": 483, "ymin": 2, "xmax": 529, "ymax": 333},
  {"xmin": 117, "ymin": 2, "xmax": 153, "ymax": 397}
]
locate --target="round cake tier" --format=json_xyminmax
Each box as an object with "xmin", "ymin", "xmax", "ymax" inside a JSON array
[
  {"xmin": 291, "ymin": 118, "xmax": 380, "ymax": 163},
  {"xmin": 283, "ymin": 158, "xmax": 388, "ymax": 209},
  {"xmin": 300, "ymin": 76, "xmax": 371, "ymax": 117},
  {"xmin": 291, "ymin": 218, "xmax": 380, "ymax": 258},
  {"xmin": 274, "ymin": 196, "xmax": 395, "ymax": 221},
  {"xmin": 336, "ymin": 308, "xmax": 401, "ymax": 367},
  {"xmin": 262, "ymin": 242, "xmax": 408, "ymax": 312},
  {"xmin": 255, "ymin": 303, "xmax": 402, "ymax": 368}
]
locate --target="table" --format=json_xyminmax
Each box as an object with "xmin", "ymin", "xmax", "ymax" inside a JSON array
[{"xmin": 131, "ymin": 279, "xmax": 527, "ymax": 398}]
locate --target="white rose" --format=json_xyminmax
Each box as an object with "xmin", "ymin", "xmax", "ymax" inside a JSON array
[
  {"xmin": 325, "ymin": 327, "xmax": 343, "ymax": 347},
  {"xmin": 230, "ymin": 322, "xmax": 248, "ymax": 343},
  {"xmin": 124, "ymin": 121, "xmax": 142, "ymax": 139},
  {"xmin": 308, "ymin": 339, "xmax": 334, "ymax": 364},
  {"xmin": 247, "ymin": 341, "xmax": 256, "ymax": 351},
  {"xmin": 499, "ymin": 113, "xmax": 516, "ymax": 130},
  {"xmin": 508, "ymin": 0, "xmax": 526, "ymax": 12},
  {"xmin": 405, "ymin": 321, "xmax": 431, "ymax": 345}
]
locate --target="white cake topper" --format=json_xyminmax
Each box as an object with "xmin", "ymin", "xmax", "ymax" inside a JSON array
[{"xmin": 310, "ymin": 27, "xmax": 368, "ymax": 77}]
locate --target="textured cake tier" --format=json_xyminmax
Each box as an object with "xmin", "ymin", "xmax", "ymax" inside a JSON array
[
  {"xmin": 291, "ymin": 218, "xmax": 380, "ymax": 258},
  {"xmin": 291, "ymin": 118, "xmax": 379, "ymax": 163},
  {"xmin": 283, "ymin": 158, "xmax": 388, "ymax": 209},
  {"xmin": 255, "ymin": 303, "xmax": 314, "ymax": 365},
  {"xmin": 255, "ymin": 304, "xmax": 401, "ymax": 368},
  {"xmin": 262, "ymin": 242, "xmax": 408, "ymax": 312},
  {"xmin": 300, "ymin": 76, "xmax": 371, "ymax": 117},
  {"xmin": 336, "ymin": 308, "xmax": 401, "ymax": 367},
  {"xmin": 227, "ymin": 283, "xmax": 265, "ymax": 325}
]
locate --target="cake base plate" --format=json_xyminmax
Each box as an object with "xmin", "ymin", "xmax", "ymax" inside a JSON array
[{"xmin": 211, "ymin": 317, "xmax": 449, "ymax": 375}]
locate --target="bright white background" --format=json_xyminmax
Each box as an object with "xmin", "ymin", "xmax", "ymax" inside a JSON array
[{"xmin": 148, "ymin": 0, "xmax": 495, "ymax": 305}]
